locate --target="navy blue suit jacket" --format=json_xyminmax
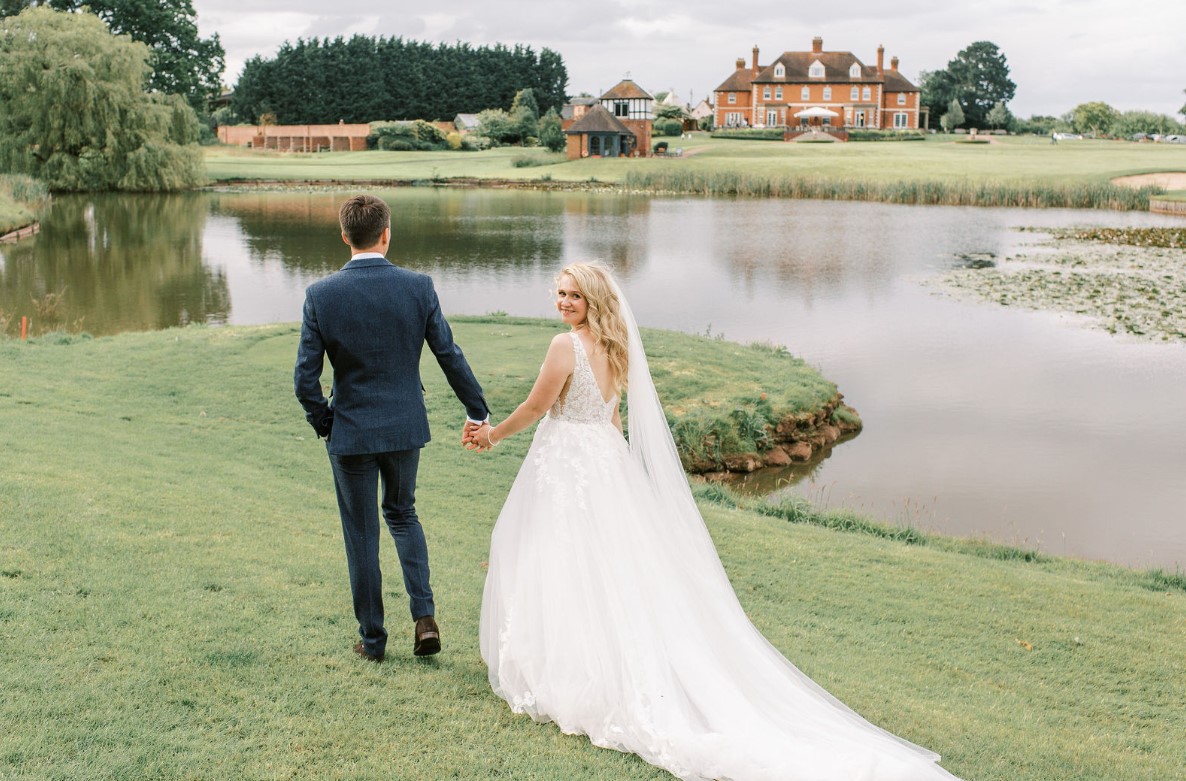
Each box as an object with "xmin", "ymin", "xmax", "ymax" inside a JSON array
[{"xmin": 294, "ymin": 255, "xmax": 488, "ymax": 455}]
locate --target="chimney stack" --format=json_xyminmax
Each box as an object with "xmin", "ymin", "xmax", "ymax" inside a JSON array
[
  {"xmin": 736, "ymin": 57, "xmax": 745, "ymax": 70},
  {"xmin": 877, "ymin": 45, "xmax": 885, "ymax": 75},
  {"xmin": 891, "ymin": 55, "xmax": 899, "ymax": 72},
  {"xmin": 812, "ymin": 36, "xmax": 823, "ymax": 54},
  {"xmin": 752, "ymin": 45, "xmax": 760, "ymax": 75}
]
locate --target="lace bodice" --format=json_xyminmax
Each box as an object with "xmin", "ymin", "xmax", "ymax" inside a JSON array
[{"xmin": 548, "ymin": 332, "xmax": 618, "ymax": 425}]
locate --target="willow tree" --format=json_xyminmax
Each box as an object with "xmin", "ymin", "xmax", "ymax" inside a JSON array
[{"xmin": 0, "ymin": 7, "xmax": 204, "ymax": 191}]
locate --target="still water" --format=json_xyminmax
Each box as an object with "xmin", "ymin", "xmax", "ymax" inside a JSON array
[{"xmin": 3, "ymin": 189, "xmax": 1184, "ymax": 569}]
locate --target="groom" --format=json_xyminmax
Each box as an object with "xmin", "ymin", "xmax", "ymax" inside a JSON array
[{"xmin": 294, "ymin": 194, "xmax": 489, "ymax": 663}]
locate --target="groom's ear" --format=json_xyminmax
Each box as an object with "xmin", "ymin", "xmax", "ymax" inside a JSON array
[{"xmin": 341, "ymin": 232, "xmax": 353, "ymax": 248}]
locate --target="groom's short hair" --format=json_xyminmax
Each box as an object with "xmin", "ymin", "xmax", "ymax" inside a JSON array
[{"xmin": 339, "ymin": 194, "xmax": 390, "ymax": 249}]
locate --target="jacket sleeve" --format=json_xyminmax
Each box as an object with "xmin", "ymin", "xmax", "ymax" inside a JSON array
[
  {"xmin": 294, "ymin": 290, "xmax": 334, "ymax": 438},
  {"xmin": 423, "ymin": 280, "xmax": 490, "ymax": 421}
]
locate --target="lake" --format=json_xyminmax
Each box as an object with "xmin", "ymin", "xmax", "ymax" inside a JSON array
[{"xmin": 3, "ymin": 188, "xmax": 1184, "ymax": 569}]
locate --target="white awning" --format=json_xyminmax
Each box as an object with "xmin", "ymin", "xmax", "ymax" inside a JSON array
[{"xmin": 793, "ymin": 106, "xmax": 840, "ymax": 118}]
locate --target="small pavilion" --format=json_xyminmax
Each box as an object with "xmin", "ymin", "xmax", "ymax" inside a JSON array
[{"xmin": 564, "ymin": 104, "xmax": 636, "ymax": 159}]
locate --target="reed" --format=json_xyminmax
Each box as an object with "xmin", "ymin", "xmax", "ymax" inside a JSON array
[
  {"xmin": 622, "ymin": 169, "xmax": 1162, "ymax": 210},
  {"xmin": 0, "ymin": 173, "xmax": 50, "ymax": 234}
]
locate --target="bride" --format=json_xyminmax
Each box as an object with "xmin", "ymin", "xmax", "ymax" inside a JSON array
[{"xmin": 467, "ymin": 262, "xmax": 962, "ymax": 781}]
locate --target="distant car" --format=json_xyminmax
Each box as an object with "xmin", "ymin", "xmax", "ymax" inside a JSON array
[
  {"xmin": 1163, "ymin": 135, "xmax": 1186, "ymax": 144},
  {"xmin": 1053, "ymin": 132, "xmax": 1083, "ymax": 140},
  {"xmin": 1130, "ymin": 133, "xmax": 1150, "ymax": 142}
]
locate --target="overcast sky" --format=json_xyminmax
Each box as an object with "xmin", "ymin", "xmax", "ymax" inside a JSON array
[{"xmin": 192, "ymin": 0, "xmax": 1186, "ymax": 120}]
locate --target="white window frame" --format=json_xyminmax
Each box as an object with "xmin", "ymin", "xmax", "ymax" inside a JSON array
[
  {"xmin": 823, "ymin": 87, "xmax": 832, "ymax": 101},
  {"xmin": 862, "ymin": 86, "xmax": 872, "ymax": 101},
  {"xmin": 763, "ymin": 87, "xmax": 771, "ymax": 100},
  {"xmin": 897, "ymin": 93, "xmax": 906, "ymax": 106},
  {"xmin": 767, "ymin": 109, "xmax": 779, "ymax": 126},
  {"xmin": 809, "ymin": 60, "xmax": 825, "ymax": 78},
  {"xmin": 894, "ymin": 112, "xmax": 909, "ymax": 128},
  {"xmin": 850, "ymin": 86, "xmax": 859, "ymax": 101},
  {"xmin": 728, "ymin": 93, "xmax": 736, "ymax": 104},
  {"xmin": 774, "ymin": 64, "xmax": 785, "ymax": 78},
  {"xmin": 801, "ymin": 86, "xmax": 810, "ymax": 100},
  {"xmin": 775, "ymin": 87, "xmax": 782, "ymax": 100},
  {"xmin": 849, "ymin": 63, "xmax": 861, "ymax": 78}
]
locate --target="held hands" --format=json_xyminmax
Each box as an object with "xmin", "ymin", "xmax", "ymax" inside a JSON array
[{"xmin": 462, "ymin": 420, "xmax": 499, "ymax": 452}]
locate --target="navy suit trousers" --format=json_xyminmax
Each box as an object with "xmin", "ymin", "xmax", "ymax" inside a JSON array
[{"xmin": 328, "ymin": 447, "xmax": 432, "ymax": 656}]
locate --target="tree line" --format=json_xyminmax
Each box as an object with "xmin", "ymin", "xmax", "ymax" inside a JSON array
[
  {"xmin": 920, "ymin": 41, "xmax": 1185, "ymax": 137},
  {"xmin": 231, "ymin": 37, "xmax": 568, "ymax": 125}
]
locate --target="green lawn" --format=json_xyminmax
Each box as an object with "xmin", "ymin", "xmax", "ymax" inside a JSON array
[
  {"xmin": 205, "ymin": 133, "xmax": 1186, "ymax": 189},
  {"xmin": 1, "ymin": 321, "xmax": 1183, "ymax": 781}
]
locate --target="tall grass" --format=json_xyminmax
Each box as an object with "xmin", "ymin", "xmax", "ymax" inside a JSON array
[{"xmin": 622, "ymin": 169, "xmax": 1162, "ymax": 209}]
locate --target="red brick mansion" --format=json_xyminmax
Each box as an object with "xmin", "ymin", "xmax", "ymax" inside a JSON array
[{"xmin": 714, "ymin": 37, "xmax": 922, "ymax": 131}]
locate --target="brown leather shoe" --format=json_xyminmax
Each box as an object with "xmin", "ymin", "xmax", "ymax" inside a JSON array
[
  {"xmin": 414, "ymin": 616, "xmax": 441, "ymax": 657},
  {"xmin": 353, "ymin": 642, "xmax": 384, "ymax": 663}
]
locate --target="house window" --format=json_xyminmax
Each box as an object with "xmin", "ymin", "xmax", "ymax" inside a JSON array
[
  {"xmin": 774, "ymin": 64, "xmax": 785, "ymax": 78},
  {"xmin": 801, "ymin": 87, "xmax": 810, "ymax": 100},
  {"xmin": 763, "ymin": 87, "xmax": 771, "ymax": 100},
  {"xmin": 728, "ymin": 93, "xmax": 736, "ymax": 104},
  {"xmin": 823, "ymin": 87, "xmax": 832, "ymax": 100},
  {"xmin": 894, "ymin": 112, "xmax": 909, "ymax": 128},
  {"xmin": 855, "ymin": 111, "xmax": 865, "ymax": 127},
  {"xmin": 897, "ymin": 93, "xmax": 906, "ymax": 106},
  {"xmin": 849, "ymin": 63, "xmax": 861, "ymax": 78},
  {"xmin": 850, "ymin": 86, "xmax": 859, "ymax": 101},
  {"xmin": 809, "ymin": 61, "xmax": 825, "ymax": 78},
  {"xmin": 775, "ymin": 87, "xmax": 782, "ymax": 100},
  {"xmin": 590, "ymin": 136, "xmax": 601, "ymax": 156},
  {"xmin": 614, "ymin": 101, "xmax": 629, "ymax": 117},
  {"xmin": 862, "ymin": 86, "xmax": 872, "ymax": 101},
  {"xmin": 767, "ymin": 110, "xmax": 779, "ymax": 126}
]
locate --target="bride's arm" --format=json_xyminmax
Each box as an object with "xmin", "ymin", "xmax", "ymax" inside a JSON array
[{"xmin": 482, "ymin": 334, "xmax": 575, "ymax": 446}]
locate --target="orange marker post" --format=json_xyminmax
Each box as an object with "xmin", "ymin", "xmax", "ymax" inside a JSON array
[{"xmin": 21, "ymin": 316, "xmax": 28, "ymax": 341}]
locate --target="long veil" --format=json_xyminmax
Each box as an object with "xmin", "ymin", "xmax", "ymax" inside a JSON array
[{"xmin": 605, "ymin": 273, "xmax": 960, "ymax": 778}]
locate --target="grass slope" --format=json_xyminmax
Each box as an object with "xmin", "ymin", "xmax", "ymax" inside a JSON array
[{"xmin": 1, "ymin": 322, "xmax": 1183, "ymax": 781}]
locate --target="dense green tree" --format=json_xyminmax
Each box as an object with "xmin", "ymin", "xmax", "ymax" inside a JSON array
[
  {"xmin": 1010, "ymin": 115, "xmax": 1061, "ymax": 135},
  {"xmin": 475, "ymin": 109, "xmax": 517, "ymax": 146},
  {"xmin": 1112, "ymin": 111, "xmax": 1185, "ymax": 138},
  {"xmin": 231, "ymin": 36, "xmax": 567, "ymax": 124},
  {"xmin": 922, "ymin": 42, "xmax": 1015, "ymax": 130},
  {"xmin": 538, "ymin": 108, "xmax": 565, "ymax": 152},
  {"xmin": 0, "ymin": 0, "xmax": 224, "ymax": 112},
  {"xmin": 986, "ymin": 100, "xmax": 1010, "ymax": 130},
  {"xmin": 943, "ymin": 99, "xmax": 965, "ymax": 132},
  {"xmin": 510, "ymin": 88, "xmax": 539, "ymax": 142},
  {"xmin": 1071, "ymin": 101, "xmax": 1120, "ymax": 137},
  {"xmin": 0, "ymin": 7, "xmax": 204, "ymax": 191}
]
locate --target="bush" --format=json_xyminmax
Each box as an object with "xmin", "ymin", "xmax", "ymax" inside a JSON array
[
  {"xmin": 847, "ymin": 129, "xmax": 926, "ymax": 142},
  {"xmin": 711, "ymin": 128, "xmax": 784, "ymax": 141},
  {"xmin": 368, "ymin": 120, "xmax": 450, "ymax": 152},
  {"xmin": 655, "ymin": 118, "xmax": 683, "ymax": 137}
]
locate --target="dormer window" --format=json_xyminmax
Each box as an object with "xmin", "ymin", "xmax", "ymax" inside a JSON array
[
  {"xmin": 849, "ymin": 63, "xmax": 861, "ymax": 79},
  {"xmin": 774, "ymin": 64, "xmax": 785, "ymax": 78},
  {"xmin": 809, "ymin": 61, "xmax": 825, "ymax": 78}
]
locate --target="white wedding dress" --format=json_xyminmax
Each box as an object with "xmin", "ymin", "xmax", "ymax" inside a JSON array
[{"xmin": 480, "ymin": 316, "xmax": 962, "ymax": 780}]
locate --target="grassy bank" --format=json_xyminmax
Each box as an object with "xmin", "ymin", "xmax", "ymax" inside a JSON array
[
  {"xmin": 1, "ymin": 322, "xmax": 1183, "ymax": 781},
  {"xmin": 204, "ymin": 135, "xmax": 1186, "ymax": 210},
  {"xmin": 0, "ymin": 174, "xmax": 49, "ymax": 235}
]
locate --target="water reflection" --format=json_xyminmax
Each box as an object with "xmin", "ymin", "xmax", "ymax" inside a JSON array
[{"xmin": 0, "ymin": 194, "xmax": 228, "ymax": 335}]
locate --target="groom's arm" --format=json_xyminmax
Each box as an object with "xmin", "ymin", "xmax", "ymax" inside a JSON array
[
  {"xmin": 294, "ymin": 290, "xmax": 334, "ymax": 438},
  {"xmin": 423, "ymin": 280, "xmax": 489, "ymax": 422}
]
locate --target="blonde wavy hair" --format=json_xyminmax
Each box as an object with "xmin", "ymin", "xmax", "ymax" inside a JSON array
[{"xmin": 556, "ymin": 262, "xmax": 629, "ymax": 389}]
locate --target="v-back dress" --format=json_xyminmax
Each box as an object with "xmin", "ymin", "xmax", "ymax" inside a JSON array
[{"xmin": 479, "ymin": 332, "xmax": 960, "ymax": 781}]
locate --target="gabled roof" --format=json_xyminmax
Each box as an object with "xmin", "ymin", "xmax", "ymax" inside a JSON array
[
  {"xmin": 755, "ymin": 51, "xmax": 878, "ymax": 83},
  {"xmin": 882, "ymin": 70, "xmax": 920, "ymax": 93},
  {"xmin": 565, "ymin": 104, "xmax": 633, "ymax": 135},
  {"xmin": 600, "ymin": 79, "xmax": 654, "ymax": 101},
  {"xmin": 560, "ymin": 97, "xmax": 599, "ymax": 120},
  {"xmin": 715, "ymin": 67, "xmax": 760, "ymax": 93}
]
